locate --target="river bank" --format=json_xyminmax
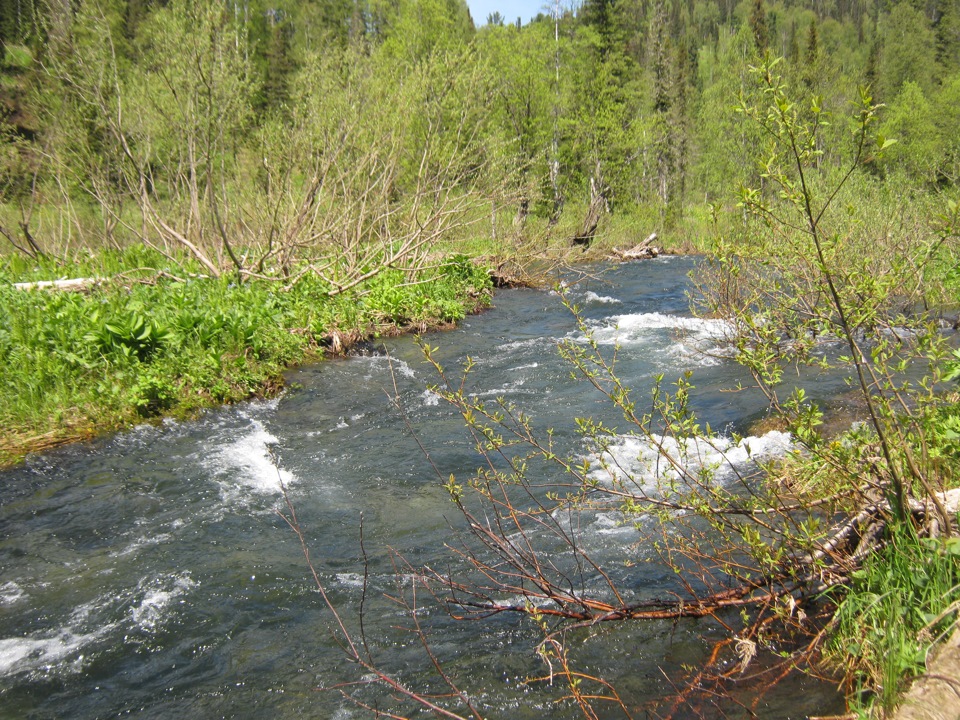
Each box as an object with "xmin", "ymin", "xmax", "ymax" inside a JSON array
[
  {"xmin": 0, "ymin": 233, "xmax": 673, "ymax": 467},
  {"xmin": 0, "ymin": 249, "xmax": 497, "ymax": 467}
]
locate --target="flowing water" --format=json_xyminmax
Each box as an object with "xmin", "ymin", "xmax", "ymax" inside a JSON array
[{"xmin": 0, "ymin": 257, "xmax": 847, "ymax": 718}]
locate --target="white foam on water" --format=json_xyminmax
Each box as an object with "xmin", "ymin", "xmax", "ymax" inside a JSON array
[
  {"xmin": 495, "ymin": 337, "xmax": 555, "ymax": 355},
  {"xmin": 512, "ymin": 362, "xmax": 540, "ymax": 371},
  {"xmin": 0, "ymin": 581, "xmax": 24, "ymax": 606},
  {"xmin": 421, "ymin": 389, "xmax": 441, "ymax": 407},
  {"xmin": 582, "ymin": 291, "xmax": 621, "ymax": 305},
  {"xmin": 544, "ymin": 431, "xmax": 795, "ymax": 552},
  {"xmin": 662, "ymin": 340, "xmax": 729, "ymax": 366},
  {"xmin": 205, "ymin": 417, "xmax": 296, "ymax": 499},
  {"xmin": 588, "ymin": 430, "xmax": 793, "ymax": 494},
  {"xmin": 570, "ymin": 311, "xmax": 734, "ymax": 368},
  {"xmin": 589, "ymin": 312, "xmax": 731, "ymax": 347},
  {"xmin": 468, "ymin": 378, "xmax": 534, "ymax": 399},
  {"xmin": 354, "ymin": 354, "xmax": 417, "ymax": 380},
  {"xmin": 0, "ymin": 598, "xmax": 115, "ymax": 678},
  {"xmin": 0, "ymin": 631, "xmax": 100, "ymax": 677},
  {"xmin": 590, "ymin": 511, "xmax": 637, "ymax": 537},
  {"xmin": 110, "ymin": 529, "xmax": 173, "ymax": 558},
  {"xmin": 130, "ymin": 573, "xmax": 196, "ymax": 632},
  {"xmin": 334, "ymin": 573, "xmax": 365, "ymax": 588},
  {"xmin": 0, "ymin": 571, "xmax": 199, "ymax": 678}
]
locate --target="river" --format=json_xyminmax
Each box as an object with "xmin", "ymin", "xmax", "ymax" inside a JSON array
[{"xmin": 0, "ymin": 257, "xmax": 846, "ymax": 718}]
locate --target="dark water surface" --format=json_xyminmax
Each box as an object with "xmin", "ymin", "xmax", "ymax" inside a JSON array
[{"xmin": 0, "ymin": 257, "xmax": 846, "ymax": 718}]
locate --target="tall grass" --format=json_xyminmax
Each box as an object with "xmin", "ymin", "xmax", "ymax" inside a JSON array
[{"xmin": 829, "ymin": 525, "xmax": 960, "ymax": 715}]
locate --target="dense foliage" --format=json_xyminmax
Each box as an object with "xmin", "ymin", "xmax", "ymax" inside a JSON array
[{"xmin": 0, "ymin": 0, "xmax": 957, "ymax": 255}]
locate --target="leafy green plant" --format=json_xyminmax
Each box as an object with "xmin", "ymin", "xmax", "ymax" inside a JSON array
[
  {"xmin": 830, "ymin": 527, "xmax": 960, "ymax": 714},
  {"xmin": 86, "ymin": 306, "xmax": 173, "ymax": 362}
]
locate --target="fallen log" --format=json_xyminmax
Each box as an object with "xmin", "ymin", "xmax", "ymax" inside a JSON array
[
  {"xmin": 12, "ymin": 277, "xmax": 103, "ymax": 292},
  {"xmin": 611, "ymin": 233, "xmax": 661, "ymax": 261}
]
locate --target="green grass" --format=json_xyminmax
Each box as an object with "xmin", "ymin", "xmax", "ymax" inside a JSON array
[
  {"xmin": 828, "ymin": 525, "xmax": 960, "ymax": 716},
  {"xmin": 3, "ymin": 44, "xmax": 33, "ymax": 69},
  {"xmin": 0, "ymin": 248, "xmax": 493, "ymax": 464}
]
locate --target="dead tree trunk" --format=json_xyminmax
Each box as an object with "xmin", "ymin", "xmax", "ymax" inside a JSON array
[{"xmin": 572, "ymin": 177, "xmax": 609, "ymax": 249}]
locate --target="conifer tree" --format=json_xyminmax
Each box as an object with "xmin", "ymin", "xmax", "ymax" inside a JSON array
[
  {"xmin": 750, "ymin": 0, "xmax": 769, "ymax": 52},
  {"xmin": 261, "ymin": 18, "xmax": 295, "ymax": 115}
]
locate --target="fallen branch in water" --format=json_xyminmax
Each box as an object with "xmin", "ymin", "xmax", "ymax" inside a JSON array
[{"xmin": 610, "ymin": 233, "xmax": 661, "ymax": 261}]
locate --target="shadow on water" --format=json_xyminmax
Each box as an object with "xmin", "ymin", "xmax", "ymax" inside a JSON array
[{"xmin": 0, "ymin": 257, "xmax": 847, "ymax": 718}]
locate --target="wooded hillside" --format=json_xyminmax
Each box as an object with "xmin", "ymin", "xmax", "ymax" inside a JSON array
[{"xmin": 0, "ymin": 0, "xmax": 955, "ymax": 267}]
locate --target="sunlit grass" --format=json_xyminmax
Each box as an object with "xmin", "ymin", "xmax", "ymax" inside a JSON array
[
  {"xmin": 827, "ymin": 526, "xmax": 960, "ymax": 715},
  {"xmin": 0, "ymin": 247, "xmax": 493, "ymax": 463}
]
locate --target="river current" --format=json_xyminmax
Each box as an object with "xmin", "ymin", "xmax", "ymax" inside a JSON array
[{"xmin": 0, "ymin": 257, "xmax": 845, "ymax": 718}]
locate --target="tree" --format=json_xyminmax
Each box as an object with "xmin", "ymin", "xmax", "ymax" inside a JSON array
[
  {"xmin": 259, "ymin": 16, "xmax": 296, "ymax": 116},
  {"xmin": 650, "ymin": 0, "xmax": 675, "ymax": 208},
  {"xmin": 476, "ymin": 21, "xmax": 554, "ymax": 223},
  {"xmin": 691, "ymin": 24, "xmax": 759, "ymax": 202},
  {"xmin": 879, "ymin": 80, "xmax": 939, "ymax": 182},
  {"xmin": 750, "ymin": 0, "xmax": 769, "ymax": 52},
  {"xmin": 560, "ymin": 0, "xmax": 641, "ymax": 225},
  {"xmin": 377, "ymin": 0, "xmax": 474, "ymax": 64},
  {"xmin": 935, "ymin": 0, "xmax": 960, "ymax": 75},
  {"xmin": 803, "ymin": 16, "xmax": 819, "ymax": 87},
  {"xmin": 579, "ymin": 0, "xmax": 620, "ymax": 54},
  {"xmin": 932, "ymin": 71, "xmax": 960, "ymax": 183},
  {"xmin": 878, "ymin": 0, "xmax": 938, "ymax": 99}
]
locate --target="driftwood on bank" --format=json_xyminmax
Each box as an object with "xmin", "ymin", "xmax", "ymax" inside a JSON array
[
  {"xmin": 12, "ymin": 277, "xmax": 103, "ymax": 292},
  {"xmin": 572, "ymin": 186, "xmax": 609, "ymax": 249},
  {"xmin": 10, "ymin": 269, "xmax": 200, "ymax": 293},
  {"xmin": 611, "ymin": 232, "xmax": 661, "ymax": 261}
]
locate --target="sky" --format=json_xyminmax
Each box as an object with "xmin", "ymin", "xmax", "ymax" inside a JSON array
[{"xmin": 465, "ymin": 0, "xmax": 556, "ymax": 26}]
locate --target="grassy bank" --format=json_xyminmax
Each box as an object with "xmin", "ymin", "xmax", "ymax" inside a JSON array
[
  {"xmin": 0, "ymin": 198, "xmax": 709, "ymax": 469},
  {"xmin": 0, "ymin": 247, "xmax": 494, "ymax": 466}
]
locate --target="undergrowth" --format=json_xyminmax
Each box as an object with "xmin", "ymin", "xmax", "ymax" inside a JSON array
[
  {"xmin": 828, "ymin": 525, "xmax": 960, "ymax": 716},
  {"xmin": 0, "ymin": 247, "xmax": 492, "ymax": 464}
]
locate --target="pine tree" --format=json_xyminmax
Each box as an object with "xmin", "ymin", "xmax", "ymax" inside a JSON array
[
  {"xmin": 935, "ymin": 0, "xmax": 960, "ymax": 74},
  {"xmin": 261, "ymin": 19, "xmax": 294, "ymax": 115},
  {"xmin": 650, "ymin": 0, "xmax": 672, "ymax": 206},
  {"xmin": 580, "ymin": 0, "xmax": 617, "ymax": 53},
  {"xmin": 749, "ymin": 0, "xmax": 769, "ymax": 52},
  {"xmin": 802, "ymin": 17, "xmax": 819, "ymax": 87}
]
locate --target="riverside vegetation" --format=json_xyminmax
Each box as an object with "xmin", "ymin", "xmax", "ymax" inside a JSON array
[
  {"xmin": 2, "ymin": 0, "xmax": 960, "ymax": 716},
  {"xmin": 0, "ymin": 248, "xmax": 493, "ymax": 464}
]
